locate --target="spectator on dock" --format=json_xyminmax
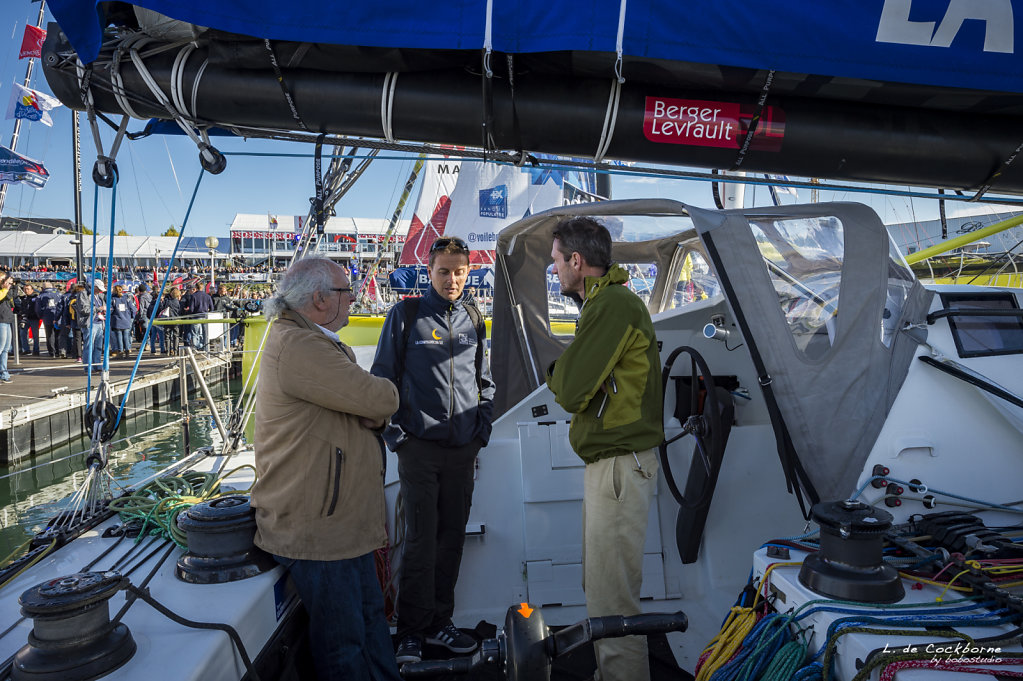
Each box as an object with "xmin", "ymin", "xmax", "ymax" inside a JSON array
[
  {"xmin": 162, "ymin": 287, "xmax": 182, "ymax": 355},
  {"xmin": 183, "ymin": 282, "xmax": 214, "ymax": 351},
  {"xmin": 35, "ymin": 283, "xmax": 61, "ymax": 358},
  {"xmin": 0, "ymin": 275, "xmax": 17, "ymax": 383},
  {"xmin": 111, "ymin": 285, "xmax": 137, "ymax": 359},
  {"xmin": 252, "ymin": 257, "xmax": 400, "ymax": 681},
  {"xmin": 69, "ymin": 284, "xmax": 88, "ymax": 361},
  {"xmin": 83, "ymin": 279, "xmax": 107, "ymax": 371},
  {"xmin": 17, "ymin": 284, "xmax": 40, "ymax": 356},
  {"xmin": 213, "ymin": 284, "xmax": 240, "ymax": 348},
  {"xmin": 135, "ymin": 284, "xmax": 153, "ymax": 345}
]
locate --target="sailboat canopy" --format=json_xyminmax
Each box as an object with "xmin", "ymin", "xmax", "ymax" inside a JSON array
[{"xmin": 49, "ymin": 1, "xmax": 1023, "ymax": 94}]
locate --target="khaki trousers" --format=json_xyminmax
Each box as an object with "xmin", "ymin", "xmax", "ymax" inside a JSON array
[{"xmin": 582, "ymin": 447, "xmax": 659, "ymax": 681}]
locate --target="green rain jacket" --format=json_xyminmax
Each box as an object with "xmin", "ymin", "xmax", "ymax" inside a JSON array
[{"xmin": 546, "ymin": 264, "xmax": 664, "ymax": 464}]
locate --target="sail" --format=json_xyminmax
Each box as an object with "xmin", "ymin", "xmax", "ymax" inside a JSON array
[{"xmin": 398, "ymin": 158, "xmax": 460, "ymax": 265}]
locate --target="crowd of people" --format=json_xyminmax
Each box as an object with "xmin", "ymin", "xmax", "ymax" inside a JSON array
[
  {"xmin": 0, "ymin": 271, "xmax": 270, "ymax": 383},
  {"xmin": 251, "ymin": 222, "xmax": 664, "ymax": 681}
]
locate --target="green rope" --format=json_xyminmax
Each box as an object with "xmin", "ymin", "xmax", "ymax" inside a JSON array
[
  {"xmin": 759, "ymin": 640, "xmax": 808, "ymax": 681},
  {"xmin": 108, "ymin": 471, "xmax": 221, "ymax": 548}
]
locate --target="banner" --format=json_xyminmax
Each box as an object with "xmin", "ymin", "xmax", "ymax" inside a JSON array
[
  {"xmin": 6, "ymin": 82, "xmax": 62, "ymax": 127},
  {"xmin": 389, "ymin": 266, "xmax": 494, "ymax": 294},
  {"xmin": 444, "ymin": 162, "xmax": 563, "ymax": 256},
  {"xmin": 228, "ymin": 272, "xmax": 270, "ymax": 282},
  {"xmin": 19, "ymin": 25, "xmax": 46, "ymax": 59},
  {"xmin": 0, "ymin": 145, "xmax": 49, "ymax": 189}
]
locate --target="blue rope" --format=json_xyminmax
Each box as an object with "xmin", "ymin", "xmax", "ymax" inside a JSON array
[
  {"xmin": 114, "ymin": 170, "xmax": 206, "ymax": 430},
  {"xmin": 102, "ymin": 178, "xmax": 117, "ymax": 375},
  {"xmin": 85, "ymin": 183, "xmax": 100, "ymax": 398}
]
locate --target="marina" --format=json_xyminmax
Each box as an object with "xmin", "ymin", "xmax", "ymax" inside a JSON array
[{"xmin": 0, "ymin": 1, "xmax": 1022, "ymax": 681}]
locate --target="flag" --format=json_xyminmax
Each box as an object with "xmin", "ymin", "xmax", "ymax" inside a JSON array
[
  {"xmin": 268, "ymin": 214, "xmax": 278, "ymax": 227},
  {"xmin": 0, "ymin": 145, "xmax": 49, "ymax": 189},
  {"xmin": 19, "ymin": 25, "xmax": 46, "ymax": 59},
  {"xmin": 6, "ymin": 82, "xmax": 62, "ymax": 127}
]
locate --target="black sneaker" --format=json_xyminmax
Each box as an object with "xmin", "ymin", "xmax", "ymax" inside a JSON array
[
  {"xmin": 395, "ymin": 635, "xmax": 423, "ymax": 665},
  {"xmin": 425, "ymin": 623, "xmax": 477, "ymax": 654}
]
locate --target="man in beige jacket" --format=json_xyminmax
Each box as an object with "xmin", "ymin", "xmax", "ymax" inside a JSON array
[{"xmin": 251, "ymin": 257, "xmax": 401, "ymax": 681}]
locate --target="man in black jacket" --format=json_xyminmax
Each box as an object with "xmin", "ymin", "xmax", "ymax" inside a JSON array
[
  {"xmin": 17, "ymin": 284, "xmax": 40, "ymax": 355},
  {"xmin": 371, "ymin": 236, "xmax": 495, "ymax": 665}
]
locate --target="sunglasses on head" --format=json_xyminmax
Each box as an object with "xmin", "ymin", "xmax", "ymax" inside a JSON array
[{"xmin": 430, "ymin": 237, "xmax": 469, "ymax": 253}]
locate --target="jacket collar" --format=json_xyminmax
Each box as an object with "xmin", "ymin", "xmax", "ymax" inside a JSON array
[
  {"xmin": 423, "ymin": 285, "xmax": 468, "ymax": 310},
  {"xmin": 582, "ymin": 264, "xmax": 629, "ymax": 304}
]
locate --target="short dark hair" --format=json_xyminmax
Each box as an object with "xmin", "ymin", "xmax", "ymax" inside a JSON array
[
  {"xmin": 428, "ymin": 236, "xmax": 471, "ymax": 268},
  {"xmin": 552, "ymin": 216, "xmax": 612, "ymax": 271}
]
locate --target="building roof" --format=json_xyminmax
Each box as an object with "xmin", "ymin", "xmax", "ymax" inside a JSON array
[{"xmin": 228, "ymin": 214, "xmax": 410, "ymax": 236}]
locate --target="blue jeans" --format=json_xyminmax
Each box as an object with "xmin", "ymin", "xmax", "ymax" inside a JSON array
[
  {"xmin": 83, "ymin": 321, "xmax": 105, "ymax": 368},
  {"xmin": 274, "ymin": 552, "xmax": 400, "ymax": 681},
  {"xmin": 0, "ymin": 322, "xmax": 11, "ymax": 380},
  {"xmin": 112, "ymin": 328, "xmax": 131, "ymax": 353},
  {"xmin": 149, "ymin": 326, "xmax": 166, "ymax": 353}
]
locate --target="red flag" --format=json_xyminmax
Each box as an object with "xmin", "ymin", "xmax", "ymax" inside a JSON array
[{"xmin": 19, "ymin": 25, "xmax": 46, "ymax": 60}]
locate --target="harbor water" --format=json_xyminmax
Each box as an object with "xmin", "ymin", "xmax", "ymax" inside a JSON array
[{"xmin": 0, "ymin": 378, "xmax": 239, "ymax": 560}]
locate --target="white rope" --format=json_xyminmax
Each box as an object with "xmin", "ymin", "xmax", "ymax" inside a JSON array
[
  {"xmin": 614, "ymin": 0, "xmax": 628, "ymax": 84},
  {"xmin": 594, "ymin": 78, "xmax": 622, "ymax": 163},
  {"xmin": 170, "ymin": 42, "xmax": 197, "ymax": 118},
  {"xmin": 191, "ymin": 58, "xmax": 209, "ymax": 119},
  {"xmin": 483, "ymin": 0, "xmax": 494, "ymax": 78},
  {"xmin": 129, "ymin": 46, "xmax": 205, "ymax": 146},
  {"xmin": 110, "ymin": 34, "xmax": 148, "ymax": 120},
  {"xmin": 380, "ymin": 72, "xmax": 399, "ymax": 143}
]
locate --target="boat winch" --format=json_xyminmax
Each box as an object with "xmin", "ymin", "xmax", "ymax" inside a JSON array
[
  {"xmin": 13, "ymin": 571, "xmax": 135, "ymax": 681},
  {"xmin": 175, "ymin": 494, "xmax": 275, "ymax": 584},
  {"xmin": 798, "ymin": 500, "xmax": 905, "ymax": 603}
]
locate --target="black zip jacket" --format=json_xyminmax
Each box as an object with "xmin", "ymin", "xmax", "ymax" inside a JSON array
[{"xmin": 371, "ymin": 286, "xmax": 495, "ymax": 449}]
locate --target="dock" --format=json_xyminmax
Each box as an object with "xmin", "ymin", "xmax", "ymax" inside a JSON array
[{"xmin": 0, "ymin": 353, "xmax": 236, "ymax": 464}]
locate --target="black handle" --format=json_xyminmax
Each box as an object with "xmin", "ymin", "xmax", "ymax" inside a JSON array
[
  {"xmin": 399, "ymin": 657, "xmax": 474, "ymax": 678},
  {"xmin": 588, "ymin": 611, "xmax": 688, "ymax": 641}
]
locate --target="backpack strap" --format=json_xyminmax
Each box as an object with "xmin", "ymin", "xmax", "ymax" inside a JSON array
[
  {"xmin": 462, "ymin": 300, "xmax": 486, "ymax": 393},
  {"xmin": 399, "ymin": 297, "xmax": 421, "ymax": 380}
]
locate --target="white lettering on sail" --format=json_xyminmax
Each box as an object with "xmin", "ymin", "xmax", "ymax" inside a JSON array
[{"xmin": 877, "ymin": 0, "xmax": 1013, "ymax": 53}]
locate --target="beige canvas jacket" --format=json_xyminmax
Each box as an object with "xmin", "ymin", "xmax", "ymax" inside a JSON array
[{"xmin": 251, "ymin": 309, "xmax": 399, "ymax": 560}]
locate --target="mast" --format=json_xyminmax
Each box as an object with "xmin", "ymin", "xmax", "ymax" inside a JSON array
[{"xmin": 0, "ymin": 0, "xmax": 47, "ymax": 215}]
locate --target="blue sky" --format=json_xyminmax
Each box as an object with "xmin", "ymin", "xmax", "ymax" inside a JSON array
[{"xmin": 0, "ymin": 0, "xmax": 1015, "ymax": 243}]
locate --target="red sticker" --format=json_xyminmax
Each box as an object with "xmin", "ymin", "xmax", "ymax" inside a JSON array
[{"xmin": 643, "ymin": 97, "xmax": 784, "ymax": 150}]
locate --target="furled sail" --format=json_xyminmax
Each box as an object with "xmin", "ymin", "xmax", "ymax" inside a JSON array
[{"xmin": 43, "ymin": 1, "xmax": 1023, "ymax": 194}]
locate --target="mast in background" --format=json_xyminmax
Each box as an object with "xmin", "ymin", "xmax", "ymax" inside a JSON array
[{"xmin": 0, "ymin": 0, "xmax": 47, "ymax": 216}]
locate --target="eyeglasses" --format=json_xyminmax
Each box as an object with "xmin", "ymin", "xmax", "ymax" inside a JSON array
[
  {"xmin": 430, "ymin": 237, "xmax": 469, "ymax": 253},
  {"xmin": 328, "ymin": 287, "xmax": 353, "ymax": 295}
]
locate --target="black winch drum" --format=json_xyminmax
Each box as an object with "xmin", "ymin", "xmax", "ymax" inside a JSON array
[
  {"xmin": 175, "ymin": 494, "xmax": 275, "ymax": 584},
  {"xmin": 798, "ymin": 500, "xmax": 905, "ymax": 603},
  {"xmin": 13, "ymin": 571, "xmax": 136, "ymax": 681}
]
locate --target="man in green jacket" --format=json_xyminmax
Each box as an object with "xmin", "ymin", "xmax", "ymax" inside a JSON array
[{"xmin": 546, "ymin": 216, "xmax": 664, "ymax": 681}]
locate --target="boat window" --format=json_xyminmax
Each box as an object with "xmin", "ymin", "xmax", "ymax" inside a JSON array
[
  {"xmin": 749, "ymin": 216, "xmax": 844, "ymax": 360},
  {"xmin": 545, "ymin": 214, "xmax": 698, "ymax": 334},
  {"xmin": 881, "ymin": 236, "xmax": 916, "ymax": 347},
  {"xmin": 939, "ymin": 292, "xmax": 1023, "ymax": 358},
  {"xmin": 668, "ymin": 250, "xmax": 719, "ymax": 310},
  {"xmin": 547, "ymin": 261, "xmax": 657, "ymax": 336}
]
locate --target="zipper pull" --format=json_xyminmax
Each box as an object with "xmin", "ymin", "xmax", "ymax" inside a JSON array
[
  {"xmin": 596, "ymin": 392, "xmax": 610, "ymax": 418},
  {"xmin": 608, "ymin": 371, "xmax": 618, "ymax": 394}
]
